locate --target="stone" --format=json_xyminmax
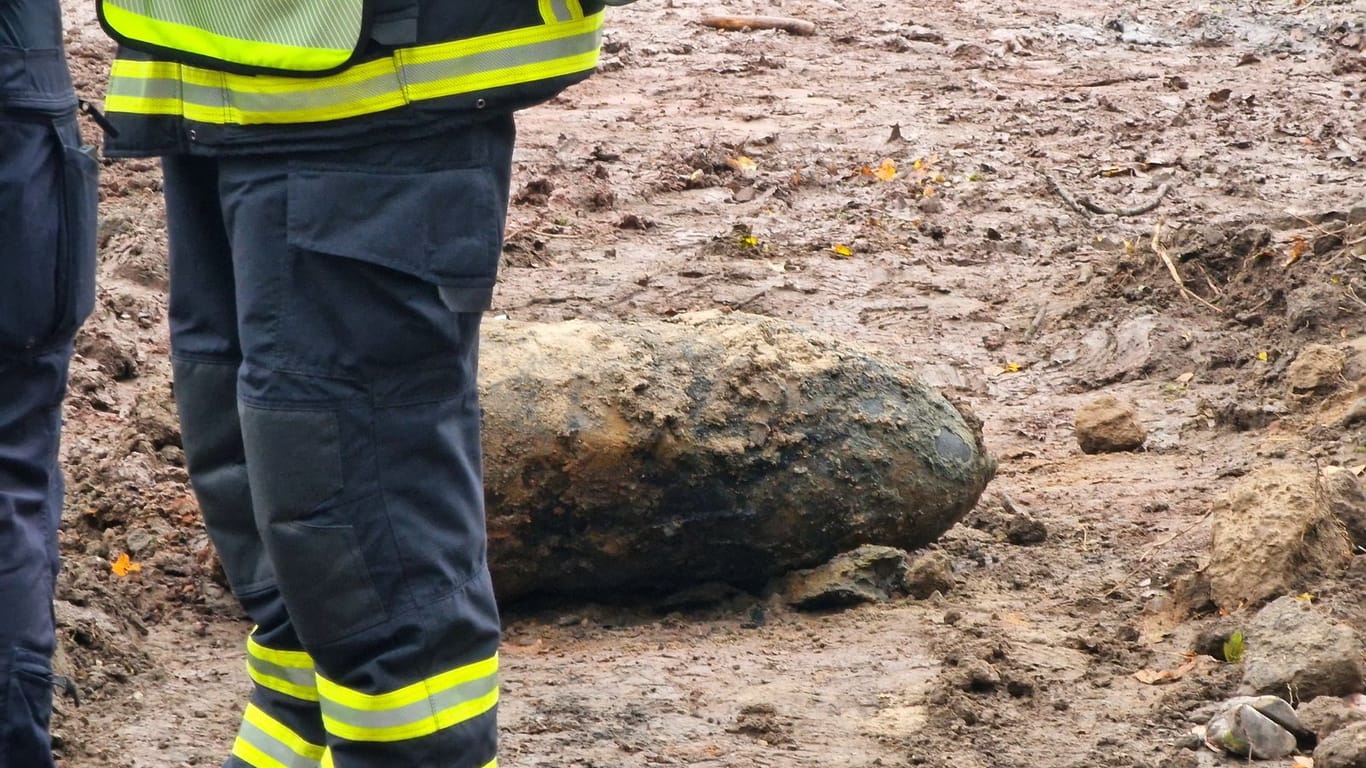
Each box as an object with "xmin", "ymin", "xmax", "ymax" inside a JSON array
[
  {"xmin": 904, "ymin": 551, "xmax": 954, "ymax": 599},
  {"xmin": 1205, "ymin": 700, "xmax": 1299, "ymax": 759},
  {"xmin": 1314, "ymin": 721, "xmax": 1366, "ymax": 768},
  {"xmin": 1298, "ymin": 696, "xmax": 1366, "ymax": 740},
  {"xmin": 1074, "ymin": 395, "xmax": 1146, "ymax": 453},
  {"xmin": 1004, "ymin": 514, "xmax": 1048, "ymax": 545},
  {"xmin": 1242, "ymin": 596, "xmax": 1365, "ymax": 700},
  {"xmin": 781, "ymin": 545, "xmax": 911, "ymax": 609},
  {"xmin": 1286, "ymin": 344, "xmax": 1347, "ymax": 397},
  {"xmin": 480, "ymin": 312, "xmax": 996, "ymax": 600},
  {"xmin": 1207, "ymin": 465, "xmax": 1353, "ymax": 610},
  {"xmin": 1321, "ymin": 466, "xmax": 1366, "ymax": 549}
]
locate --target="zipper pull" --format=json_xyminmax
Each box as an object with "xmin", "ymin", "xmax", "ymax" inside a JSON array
[{"xmin": 79, "ymin": 99, "xmax": 120, "ymax": 139}]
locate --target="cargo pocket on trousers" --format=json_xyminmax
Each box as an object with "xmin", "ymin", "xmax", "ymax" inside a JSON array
[
  {"xmin": 267, "ymin": 517, "xmax": 388, "ymax": 647},
  {"xmin": 0, "ymin": 114, "xmax": 96, "ymax": 352},
  {"xmin": 286, "ymin": 164, "xmax": 505, "ymax": 311},
  {"xmin": 53, "ymin": 124, "xmax": 99, "ymax": 342},
  {"xmin": 241, "ymin": 405, "xmax": 386, "ymax": 646},
  {"xmin": 0, "ymin": 649, "xmax": 55, "ymax": 766}
]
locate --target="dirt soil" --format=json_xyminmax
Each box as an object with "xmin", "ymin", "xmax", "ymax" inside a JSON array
[{"xmin": 50, "ymin": 0, "xmax": 1365, "ymax": 766}]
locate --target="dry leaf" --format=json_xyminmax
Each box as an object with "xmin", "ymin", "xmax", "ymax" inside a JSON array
[
  {"xmin": 1284, "ymin": 236, "xmax": 1309, "ymax": 267},
  {"xmin": 727, "ymin": 155, "xmax": 758, "ymax": 175},
  {"xmin": 111, "ymin": 552, "xmax": 142, "ymax": 577},
  {"xmin": 873, "ymin": 159, "xmax": 897, "ymax": 182},
  {"xmin": 830, "ymin": 243, "xmax": 855, "ymax": 258}
]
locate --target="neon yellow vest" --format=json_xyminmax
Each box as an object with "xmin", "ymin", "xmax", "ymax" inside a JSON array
[
  {"xmin": 98, "ymin": 0, "xmax": 372, "ymax": 76},
  {"xmin": 101, "ymin": 1, "xmax": 605, "ymax": 129}
]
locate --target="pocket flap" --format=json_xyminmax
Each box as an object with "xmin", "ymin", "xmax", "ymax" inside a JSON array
[{"xmin": 286, "ymin": 166, "xmax": 502, "ymax": 287}]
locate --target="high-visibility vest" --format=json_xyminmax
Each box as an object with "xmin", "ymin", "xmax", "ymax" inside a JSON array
[
  {"xmin": 98, "ymin": 0, "xmax": 374, "ymax": 77},
  {"xmin": 100, "ymin": 0, "xmax": 606, "ymax": 132}
]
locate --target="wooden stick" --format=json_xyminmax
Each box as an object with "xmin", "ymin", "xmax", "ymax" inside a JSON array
[
  {"xmin": 1152, "ymin": 222, "xmax": 1224, "ymax": 314},
  {"xmin": 701, "ymin": 14, "xmax": 817, "ymax": 36}
]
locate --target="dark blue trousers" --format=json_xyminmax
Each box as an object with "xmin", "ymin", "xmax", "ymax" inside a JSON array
[
  {"xmin": 162, "ymin": 117, "xmax": 513, "ymax": 768},
  {"xmin": 0, "ymin": 105, "xmax": 98, "ymax": 768}
]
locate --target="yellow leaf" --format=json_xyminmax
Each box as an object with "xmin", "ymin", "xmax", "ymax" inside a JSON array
[
  {"xmin": 1296, "ymin": 592, "xmax": 1314, "ymax": 603},
  {"xmin": 1003, "ymin": 362, "xmax": 1023, "ymax": 373},
  {"xmin": 1256, "ymin": 350, "xmax": 1269, "ymax": 362},
  {"xmin": 111, "ymin": 552, "xmax": 142, "ymax": 577},
  {"xmin": 739, "ymin": 235, "xmax": 761, "ymax": 249},
  {"xmin": 873, "ymin": 159, "xmax": 898, "ymax": 182},
  {"xmin": 727, "ymin": 155, "xmax": 758, "ymax": 174},
  {"xmin": 831, "ymin": 243, "xmax": 854, "ymax": 258}
]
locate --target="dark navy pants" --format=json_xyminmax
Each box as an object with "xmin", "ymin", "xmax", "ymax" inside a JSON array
[
  {"xmin": 0, "ymin": 102, "xmax": 98, "ymax": 768},
  {"xmin": 162, "ymin": 117, "xmax": 512, "ymax": 768}
]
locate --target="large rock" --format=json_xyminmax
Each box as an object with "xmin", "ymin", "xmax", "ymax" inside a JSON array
[
  {"xmin": 781, "ymin": 545, "xmax": 913, "ymax": 610},
  {"xmin": 1073, "ymin": 396, "xmax": 1146, "ymax": 454},
  {"xmin": 1241, "ymin": 596, "xmax": 1365, "ymax": 700},
  {"xmin": 1298, "ymin": 696, "xmax": 1366, "ymax": 740},
  {"xmin": 1315, "ymin": 721, "xmax": 1366, "ymax": 768},
  {"xmin": 1321, "ymin": 467, "xmax": 1366, "ymax": 549},
  {"xmin": 1207, "ymin": 465, "xmax": 1353, "ymax": 610},
  {"xmin": 479, "ymin": 312, "xmax": 995, "ymax": 600},
  {"xmin": 1286, "ymin": 344, "xmax": 1347, "ymax": 397}
]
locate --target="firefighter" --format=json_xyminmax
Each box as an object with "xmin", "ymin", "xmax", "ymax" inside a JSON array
[
  {"xmin": 0, "ymin": 1, "xmax": 99, "ymax": 766},
  {"xmin": 96, "ymin": 1, "xmax": 624, "ymax": 766}
]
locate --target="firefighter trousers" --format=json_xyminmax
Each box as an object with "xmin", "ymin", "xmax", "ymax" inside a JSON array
[
  {"xmin": 0, "ymin": 105, "xmax": 98, "ymax": 768},
  {"xmin": 161, "ymin": 117, "xmax": 513, "ymax": 768}
]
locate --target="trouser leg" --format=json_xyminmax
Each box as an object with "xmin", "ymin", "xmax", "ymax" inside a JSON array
[
  {"xmin": 216, "ymin": 118, "xmax": 512, "ymax": 768},
  {"xmin": 0, "ymin": 108, "xmax": 96, "ymax": 768},
  {"xmin": 0, "ymin": 347, "xmax": 69, "ymax": 768},
  {"xmin": 163, "ymin": 156, "xmax": 326, "ymax": 768}
]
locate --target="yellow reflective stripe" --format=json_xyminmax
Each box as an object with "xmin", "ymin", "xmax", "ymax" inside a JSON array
[
  {"xmin": 232, "ymin": 703, "xmax": 325, "ymax": 768},
  {"xmin": 101, "ymin": 2, "xmax": 356, "ymax": 73},
  {"xmin": 403, "ymin": 50, "xmax": 601, "ymax": 102},
  {"xmin": 319, "ymin": 750, "xmax": 493, "ymax": 768},
  {"xmin": 317, "ymin": 654, "xmax": 499, "ymax": 743},
  {"xmin": 245, "ymin": 633, "xmax": 319, "ymax": 702},
  {"xmin": 105, "ymin": 12, "xmax": 603, "ymax": 127},
  {"xmin": 247, "ymin": 634, "xmax": 314, "ymax": 669}
]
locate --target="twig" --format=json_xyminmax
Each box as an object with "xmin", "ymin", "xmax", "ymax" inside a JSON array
[
  {"xmin": 1286, "ymin": 212, "xmax": 1366, "ymax": 247},
  {"xmin": 1193, "ymin": 262, "xmax": 1225, "ymax": 297},
  {"xmin": 998, "ymin": 73, "xmax": 1157, "ymax": 88},
  {"xmin": 1347, "ymin": 282, "xmax": 1366, "ymax": 309},
  {"xmin": 1023, "ymin": 301, "xmax": 1049, "ymax": 343},
  {"xmin": 700, "ymin": 14, "xmax": 817, "ymax": 36},
  {"xmin": 1152, "ymin": 222, "xmax": 1225, "ymax": 314},
  {"xmin": 1079, "ymin": 182, "xmax": 1172, "ymax": 217},
  {"xmin": 1043, "ymin": 174, "xmax": 1087, "ymax": 215},
  {"xmin": 1044, "ymin": 175, "xmax": 1173, "ymax": 217}
]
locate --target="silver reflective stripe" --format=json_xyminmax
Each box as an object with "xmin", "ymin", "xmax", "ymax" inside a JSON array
[
  {"xmin": 101, "ymin": 0, "xmax": 363, "ymax": 50},
  {"xmin": 548, "ymin": 0, "xmax": 574, "ymax": 22},
  {"xmin": 320, "ymin": 673, "xmax": 499, "ymax": 732},
  {"xmin": 106, "ymin": 22, "xmax": 602, "ymax": 125},
  {"xmin": 247, "ymin": 654, "xmax": 318, "ymax": 696},
  {"xmin": 232, "ymin": 704, "xmax": 325, "ymax": 768}
]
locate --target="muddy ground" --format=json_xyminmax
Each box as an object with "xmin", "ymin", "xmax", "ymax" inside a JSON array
[{"xmin": 48, "ymin": 0, "xmax": 1365, "ymax": 766}]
